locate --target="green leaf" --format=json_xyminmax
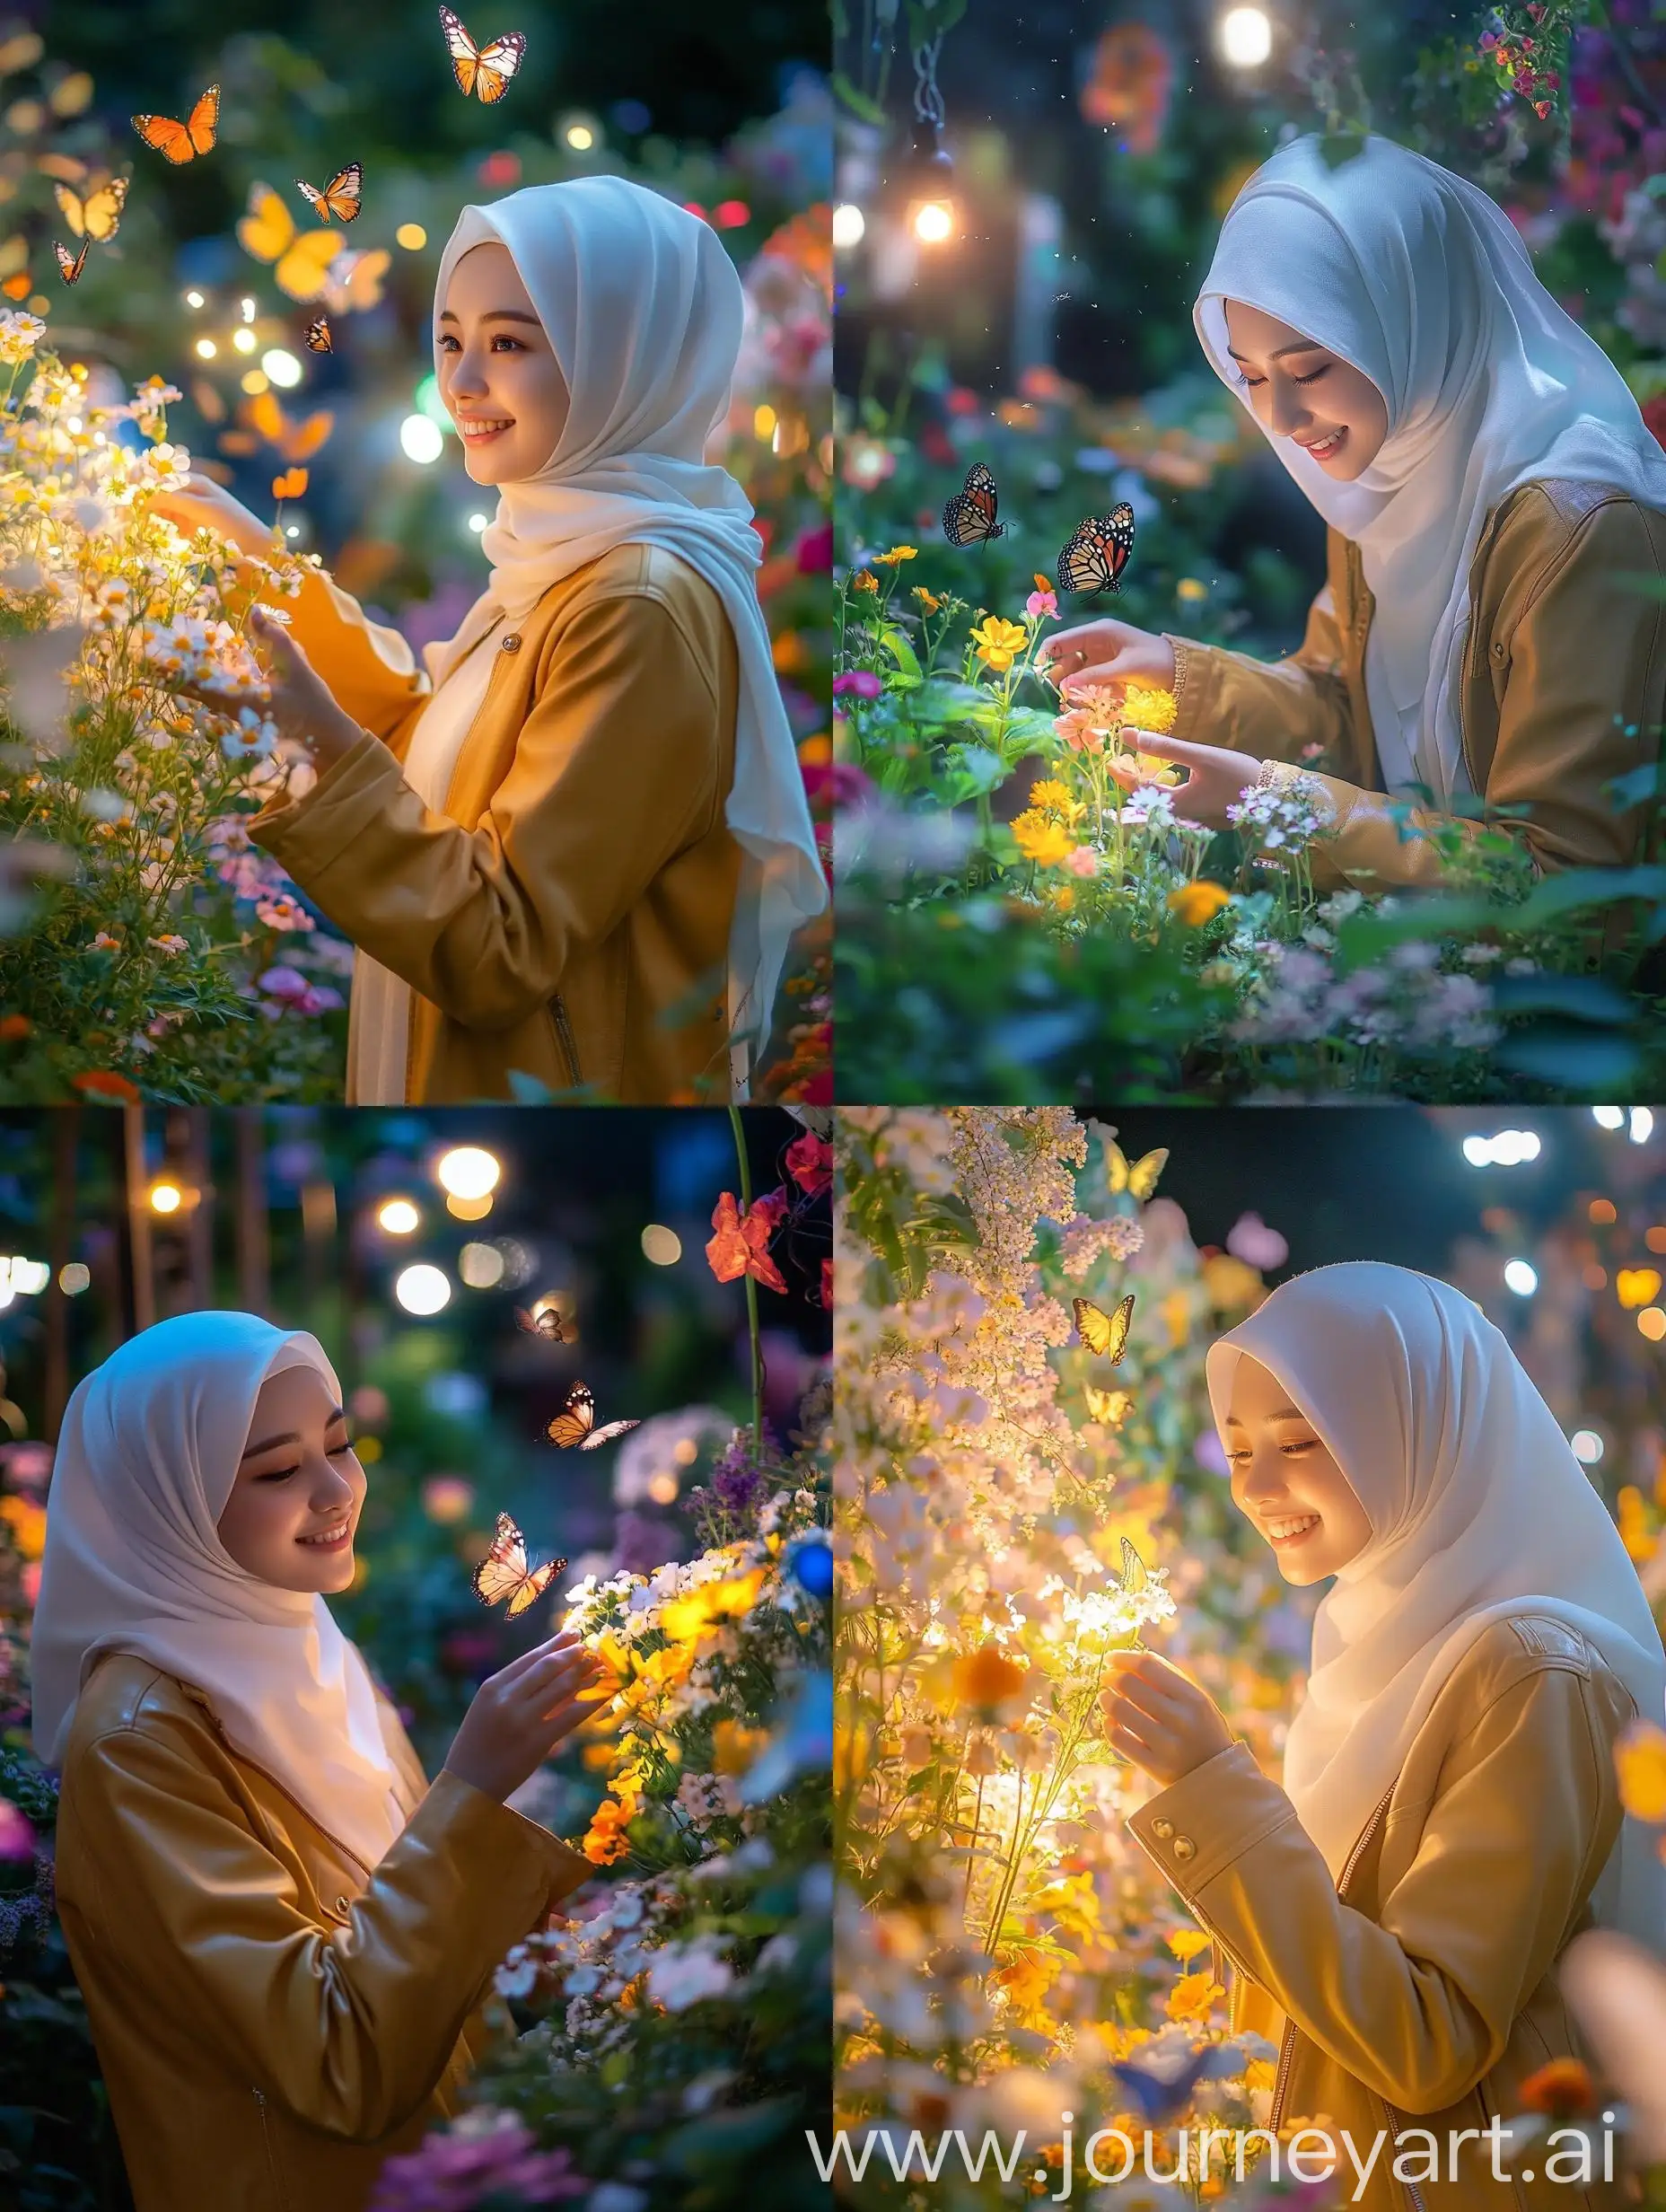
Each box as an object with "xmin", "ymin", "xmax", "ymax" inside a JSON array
[
  {"xmin": 831, "ymin": 72, "xmax": 888, "ymax": 125},
  {"xmin": 945, "ymin": 742, "xmax": 1008, "ymax": 795},
  {"xmin": 1515, "ymin": 865, "xmax": 1666, "ymax": 926},
  {"xmin": 881, "ymin": 625, "xmax": 922, "ymax": 683}
]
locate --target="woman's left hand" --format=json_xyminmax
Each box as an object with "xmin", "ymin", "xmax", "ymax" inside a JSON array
[
  {"xmin": 1101, "ymin": 1651, "xmax": 1234, "ymax": 1786},
  {"xmin": 1112, "ymin": 733, "xmax": 1266, "ymax": 832},
  {"xmin": 171, "ymin": 605, "xmax": 364, "ymax": 773}
]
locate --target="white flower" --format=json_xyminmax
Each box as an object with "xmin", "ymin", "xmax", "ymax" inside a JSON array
[
  {"xmin": 645, "ymin": 1936, "xmax": 734, "ymax": 2013},
  {"xmin": 0, "ymin": 312, "xmax": 45, "ymax": 365}
]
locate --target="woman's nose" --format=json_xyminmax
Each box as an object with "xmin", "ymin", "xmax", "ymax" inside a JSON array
[{"xmin": 1268, "ymin": 378, "xmax": 1308, "ymax": 437}]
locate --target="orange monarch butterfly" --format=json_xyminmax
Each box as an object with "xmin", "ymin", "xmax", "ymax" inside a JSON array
[
  {"xmin": 942, "ymin": 460, "xmax": 1008, "ymax": 548},
  {"xmin": 438, "ymin": 6, "xmax": 527, "ymax": 103},
  {"xmin": 472, "ymin": 1511, "xmax": 567, "ymax": 1618},
  {"xmin": 1057, "ymin": 503, "xmax": 1136, "ymax": 596},
  {"xmin": 132, "ymin": 83, "xmax": 219, "ymax": 164},
  {"xmin": 53, "ymin": 238, "xmax": 89, "ymax": 285},
  {"xmin": 297, "ymin": 162, "xmax": 362, "ymax": 224},
  {"xmin": 303, "ymin": 316, "xmax": 332, "ymax": 354},
  {"xmin": 545, "ymin": 1382, "xmax": 640, "ymax": 1451},
  {"xmin": 1074, "ymin": 1292, "xmax": 1134, "ymax": 1364},
  {"xmin": 515, "ymin": 1304, "xmax": 567, "ymax": 1342}
]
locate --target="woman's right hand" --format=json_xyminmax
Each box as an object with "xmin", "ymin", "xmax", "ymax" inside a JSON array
[
  {"xmin": 148, "ymin": 470, "xmax": 276, "ymax": 560},
  {"xmin": 1036, "ymin": 616, "xmax": 1178, "ymax": 700},
  {"xmin": 442, "ymin": 1631, "xmax": 610, "ymax": 1803}
]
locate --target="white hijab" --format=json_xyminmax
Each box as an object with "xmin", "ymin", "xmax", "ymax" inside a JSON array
[
  {"xmin": 31, "ymin": 1311, "xmax": 408, "ymax": 1874},
  {"xmin": 1195, "ymin": 135, "xmax": 1666, "ymax": 804},
  {"xmin": 381, "ymin": 175, "xmax": 826, "ymax": 1097},
  {"xmin": 1206, "ymin": 1261, "xmax": 1666, "ymax": 1950}
]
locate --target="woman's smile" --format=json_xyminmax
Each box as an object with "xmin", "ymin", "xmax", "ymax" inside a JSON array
[
  {"xmin": 296, "ymin": 1517, "xmax": 353, "ymax": 1550},
  {"xmin": 1296, "ymin": 426, "xmax": 1347, "ymax": 464},
  {"xmin": 458, "ymin": 416, "xmax": 515, "ymax": 445},
  {"xmin": 1263, "ymin": 1510, "xmax": 1322, "ymax": 1548}
]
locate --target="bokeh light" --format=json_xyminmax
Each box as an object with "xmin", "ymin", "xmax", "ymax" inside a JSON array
[
  {"xmin": 399, "ymin": 414, "xmax": 445, "ymax": 464},
  {"xmin": 376, "ymin": 1198, "xmax": 420, "ymax": 1235},
  {"xmin": 641, "ymin": 1224, "xmax": 682, "ymax": 1266},
  {"xmin": 436, "ymin": 1146, "xmax": 501, "ymax": 1200},
  {"xmin": 1218, "ymin": 4, "xmax": 1272, "ymax": 65},
  {"xmin": 261, "ymin": 347, "xmax": 303, "ymax": 389},
  {"xmin": 459, "ymin": 1241, "xmax": 506, "ymax": 1288},
  {"xmin": 394, "ymin": 1263, "xmax": 452, "ymax": 1315}
]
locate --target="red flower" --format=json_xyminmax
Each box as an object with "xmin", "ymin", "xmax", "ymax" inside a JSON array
[
  {"xmin": 785, "ymin": 1128, "xmax": 832, "ymax": 1198},
  {"xmin": 820, "ymin": 1257, "xmax": 833, "ymax": 1309},
  {"xmin": 1644, "ymin": 391, "xmax": 1666, "ymax": 453},
  {"xmin": 0, "ymin": 1014, "xmax": 30, "ymax": 1041},
  {"xmin": 794, "ymin": 520, "xmax": 832, "ymax": 574},
  {"xmin": 71, "ymin": 1070, "xmax": 140, "ymax": 1103},
  {"xmin": 705, "ymin": 1190, "xmax": 788, "ymax": 1294}
]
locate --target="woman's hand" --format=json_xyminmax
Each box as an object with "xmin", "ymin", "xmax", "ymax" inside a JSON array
[
  {"xmin": 148, "ymin": 470, "xmax": 276, "ymax": 559},
  {"xmin": 1100, "ymin": 1651, "xmax": 1234, "ymax": 1787},
  {"xmin": 1036, "ymin": 616, "xmax": 1177, "ymax": 699},
  {"xmin": 169, "ymin": 606, "xmax": 365, "ymax": 773},
  {"xmin": 1110, "ymin": 733, "xmax": 1267, "ymax": 831},
  {"xmin": 443, "ymin": 1631, "xmax": 611, "ymax": 1803}
]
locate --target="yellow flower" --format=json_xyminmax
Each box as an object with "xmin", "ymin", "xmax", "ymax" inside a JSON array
[
  {"xmin": 1027, "ymin": 778, "xmax": 1080, "ymax": 818},
  {"xmin": 1047, "ymin": 884, "xmax": 1075, "ymax": 913},
  {"xmin": 970, "ymin": 616, "xmax": 1029, "ymax": 672},
  {"xmin": 1244, "ymin": 2058, "xmax": 1277, "ymax": 2094},
  {"xmin": 1175, "ymin": 577, "xmax": 1208, "ymax": 604},
  {"xmin": 712, "ymin": 1719, "xmax": 771, "ymax": 1776},
  {"xmin": 872, "ymin": 545, "xmax": 917, "ymax": 566},
  {"xmin": 659, "ymin": 1566, "xmax": 767, "ymax": 1642},
  {"xmin": 913, "ymin": 585, "xmax": 942, "ymax": 613},
  {"xmin": 1164, "ymin": 1968, "xmax": 1224, "ymax": 2024},
  {"xmin": 1617, "ymin": 1721, "xmax": 1666, "ymax": 1822},
  {"xmin": 850, "ymin": 569, "xmax": 879, "ymax": 594},
  {"xmin": 0, "ymin": 1494, "xmax": 46, "ymax": 1560},
  {"xmin": 1203, "ymin": 1253, "xmax": 1265, "ymax": 1311},
  {"xmin": 1013, "ymin": 812, "xmax": 1077, "ymax": 867},
  {"xmin": 1168, "ymin": 881, "xmax": 1232, "ymax": 927},
  {"xmin": 834, "ymin": 1721, "xmax": 872, "ymax": 1791},
  {"xmin": 950, "ymin": 1643, "xmax": 1030, "ymax": 1710},
  {"xmin": 1166, "ymin": 1927, "xmax": 1212, "ymax": 1965},
  {"xmin": 1119, "ymin": 682, "xmax": 1179, "ymax": 734},
  {"xmin": 1618, "ymin": 1485, "xmax": 1657, "ymax": 1565}
]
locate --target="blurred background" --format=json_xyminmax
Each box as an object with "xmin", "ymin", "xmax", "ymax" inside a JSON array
[
  {"xmin": 833, "ymin": 0, "xmax": 1662, "ymax": 659},
  {"xmin": 0, "ymin": 1102, "xmax": 832, "ymax": 2208},
  {"xmin": 0, "ymin": 0, "xmax": 833, "ymax": 1097}
]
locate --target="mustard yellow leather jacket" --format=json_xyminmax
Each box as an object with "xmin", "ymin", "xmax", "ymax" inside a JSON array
[
  {"xmin": 250, "ymin": 543, "xmax": 743, "ymax": 1104},
  {"xmin": 1165, "ymin": 479, "xmax": 1666, "ymax": 891},
  {"xmin": 1128, "ymin": 1615, "xmax": 1637, "ymax": 2212},
  {"xmin": 52, "ymin": 1653, "xmax": 592, "ymax": 2212}
]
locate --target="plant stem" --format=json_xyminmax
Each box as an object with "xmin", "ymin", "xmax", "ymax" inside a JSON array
[{"xmin": 728, "ymin": 1103, "xmax": 765, "ymax": 1453}]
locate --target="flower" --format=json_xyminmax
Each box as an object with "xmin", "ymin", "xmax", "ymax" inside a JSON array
[
  {"xmin": 1518, "ymin": 2058, "xmax": 1597, "ymax": 2120},
  {"xmin": 70, "ymin": 1070, "xmax": 140, "ymax": 1103},
  {"xmin": 785, "ymin": 1128, "xmax": 832, "ymax": 1196},
  {"xmin": 832, "ymin": 671, "xmax": 882, "ymax": 700},
  {"xmin": 1118, "ymin": 682, "xmax": 1179, "ymax": 734},
  {"xmin": 0, "ymin": 1014, "xmax": 29, "ymax": 1040},
  {"xmin": 705, "ymin": 1189, "xmax": 789, "ymax": 1295},
  {"xmin": 1012, "ymin": 813, "xmax": 1076, "ymax": 867},
  {"xmin": 950, "ymin": 1644, "xmax": 1030, "ymax": 1711},
  {"xmin": 0, "ymin": 1798, "xmax": 34, "ymax": 1861},
  {"xmin": 1617, "ymin": 1721, "xmax": 1666, "ymax": 1821},
  {"xmin": 872, "ymin": 546, "xmax": 917, "ymax": 566},
  {"xmin": 0, "ymin": 311, "xmax": 46, "ymax": 364},
  {"xmin": 1026, "ymin": 586, "xmax": 1058, "ymax": 620},
  {"xmin": 646, "ymin": 1935, "xmax": 735, "ymax": 2012},
  {"xmin": 1164, "ymin": 1967, "xmax": 1224, "ymax": 2023},
  {"xmin": 366, "ymin": 2111, "xmax": 589, "ymax": 2211},
  {"xmin": 1026, "ymin": 779, "xmax": 1080, "ymax": 819},
  {"xmin": 970, "ymin": 616, "xmax": 1029, "ymax": 673},
  {"xmin": 850, "ymin": 569, "xmax": 879, "ymax": 594},
  {"xmin": 1167, "ymin": 881, "xmax": 1232, "ymax": 927},
  {"xmin": 1175, "ymin": 577, "xmax": 1208, "ymax": 604},
  {"xmin": 912, "ymin": 585, "xmax": 943, "ymax": 613}
]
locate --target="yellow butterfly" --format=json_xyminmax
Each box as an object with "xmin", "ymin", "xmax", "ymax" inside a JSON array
[
  {"xmin": 1109, "ymin": 1534, "xmax": 1151, "ymax": 1598},
  {"xmin": 1074, "ymin": 1292, "xmax": 1134, "ymax": 1364},
  {"xmin": 320, "ymin": 246, "xmax": 390, "ymax": 315},
  {"xmin": 472, "ymin": 1511, "xmax": 566, "ymax": 1619},
  {"xmin": 54, "ymin": 175, "xmax": 127, "ymax": 242},
  {"xmin": 1085, "ymin": 1385, "xmax": 1135, "ymax": 1429},
  {"xmin": 236, "ymin": 181, "xmax": 341, "ymax": 303},
  {"xmin": 1106, "ymin": 1141, "xmax": 1168, "ymax": 1203}
]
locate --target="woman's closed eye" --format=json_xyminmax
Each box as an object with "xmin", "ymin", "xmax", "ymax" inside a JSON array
[
  {"xmin": 250, "ymin": 1432, "xmax": 355, "ymax": 1480},
  {"xmin": 1239, "ymin": 363, "xmax": 1332, "ymax": 390}
]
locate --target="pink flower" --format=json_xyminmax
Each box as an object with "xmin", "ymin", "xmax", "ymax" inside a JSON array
[
  {"xmin": 256, "ymin": 893, "xmax": 314, "ymax": 933},
  {"xmin": 1026, "ymin": 588, "xmax": 1058, "ymax": 620},
  {"xmin": 0, "ymin": 1799, "xmax": 33, "ymax": 1861},
  {"xmin": 833, "ymin": 671, "xmax": 882, "ymax": 700},
  {"xmin": 1065, "ymin": 846, "xmax": 1100, "ymax": 878},
  {"xmin": 1226, "ymin": 1211, "xmax": 1289, "ymax": 1270},
  {"xmin": 794, "ymin": 521, "xmax": 833, "ymax": 574},
  {"xmin": 785, "ymin": 1128, "xmax": 832, "ymax": 1197}
]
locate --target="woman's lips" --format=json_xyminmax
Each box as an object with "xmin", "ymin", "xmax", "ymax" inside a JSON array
[
  {"xmin": 459, "ymin": 418, "xmax": 513, "ymax": 445},
  {"xmin": 1264, "ymin": 1513, "xmax": 1320, "ymax": 1549},
  {"xmin": 298, "ymin": 1521, "xmax": 352, "ymax": 1549},
  {"xmin": 1298, "ymin": 426, "xmax": 1347, "ymax": 461}
]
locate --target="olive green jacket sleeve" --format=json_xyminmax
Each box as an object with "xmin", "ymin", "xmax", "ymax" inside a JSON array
[
  {"xmin": 250, "ymin": 584, "xmax": 730, "ymax": 1032},
  {"xmin": 1126, "ymin": 1661, "xmax": 1623, "ymax": 2117},
  {"xmin": 65, "ymin": 1718, "xmax": 590, "ymax": 2143},
  {"xmin": 1165, "ymin": 487, "xmax": 1666, "ymax": 891}
]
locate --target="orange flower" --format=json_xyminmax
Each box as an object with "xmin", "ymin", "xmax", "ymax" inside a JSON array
[
  {"xmin": 712, "ymin": 1719, "xmax": 770, "ymax": 1776},
  {"xmin": 1164, "ymin": 1967, "xmax": 1224, "ymax": 2023},
  {"xmin": 581, "ymin": 1795, "xmax": 633, "ymax": 1865},
  {"xmin": 1616, "ymin": 1720, "xmax": 1666, "ymax": 1821},
  {"xmin": 1168, "ymin": 881, "xmax": 1232, "ymax": 927},
  {"xmin": 705, "ymin": 1189, "xmax": 788, "ymax": 1295},
  {"xmin": 70, "ymin": 1070, "xmax": 139, "ymax": 1103},
  {"xmin": 271, "ymin": 467, "xmax": 310, "ymax": 501},
  {"xmin": 1519, "ymin": 2058, "xmax": 1596, "ymax": 2119},
  {"xmin": 0, "ymin": 1014, "xmax": 29, "ymax": 1040},
  {"xmin": 950, "ymin": 1644, "xmax": 1030, "ymax": 1712}
]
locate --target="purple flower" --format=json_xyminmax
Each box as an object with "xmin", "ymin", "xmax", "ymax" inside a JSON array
[
  {"xmin": 367, "ymin": 2111, "xmax": 588, "ymax": 2212},
  {"xmin": 258, "ymin": 965, "xmax": 309, "ymax": 1002},
  {"xmin": 832, "ymin": 670, "xmax": 882, "ymax": 701},
  {"xmin": 614, "ymin": 1509, "xmax": 683, "ymax": 1576},
  {"xmin": 0, "ymin": 1799, "xmax": 34, "ymax": 1862}
]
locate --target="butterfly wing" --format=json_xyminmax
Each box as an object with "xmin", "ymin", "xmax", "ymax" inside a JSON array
[
  {"xmin": 134, "ymin": 86, "xmax": 218, "ymax": 164},
  {"xmin": 53, "ymin": 184, "xmax": 85, "ymax": 239},
  {"xmin": 278, "ymin": 408, "xmax": 335, "ymax": 463},
  {"xmin": 580, "ymin": 1418, "xmax": 642, "ymax": 1451},
  {"xmin": 1084, "ymin": 1385, "xmax": 1134, "ymax": 1429},
  {"xmin": 186, "ymin": 83, "xmax": 220, "ymax": 157},
  {"xmin": 942, "ymin": 461, "xmax": 1007, "ymax": 547},
  {"xmin": 505, "ymin": 1555, "xmax": 565, "ymax": 1618},
  {"xmin": 298, "ymin": 162, "xmax": 362, "ymax": 224},
  {"xmin": 1118, "ymin": 1535, "xmax": 1148, "ymax": 1596},
  {"xmin": 515, "ymin": 1305, "xmax": 566, "ymax": 1340},
  {"xmin": 470, "ymin": 31, "xmax": 527, "ymax": 101},
  {"xmin": 275, "ymin": 228, "xmax": 344, "ymax": 303},
  {"xmin": 439, "ymin": 5, "xmax": 485, "ymax": 93},
  {"xmin": 1126, "ymin": 1146, "xmax": 1168, "ymax": 1202},
  {"xmin": 53, "ymin": 238, "xmax": 88, "ymax": 285},
  {"xmin": 1059, "ymin": 505, "xmax": 1136, "ymax": 595},
  {"xmin": 472, "ymin": 1510, "xmax": 530, "ymax": 1606},
  {"xmin": 546, "ymin": 1381, "xmax": 596, "ymax": 1449},
  {"xmin": 1074, "ymin": 1292, "xmax": 1134, "ymax": 1364},
  {"xmin": 321, "ymin": 247, "xmax": 390, "ymax": 314},
  {"xmin": 237, "ymin": 181, "xmax": 296, "ymax": 266},
  {"xmin": 83, "ymin": 177, "xmax": 127, "ymax": 241},
  {"xmin": 303, "ymin": 315, "xmax": 332, "ymax": 354}
]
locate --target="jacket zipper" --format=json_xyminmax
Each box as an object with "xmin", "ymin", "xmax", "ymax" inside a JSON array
[
  {"xmin": 252, "ymin": 2086, "xmax": 289, "ymax": 2210},
  {"xmin": 550, "ymin": 994, "xmax": 583, "ymax": 1087},
  {"xmin": 1269, "ymin": 1781, "xmax": 1399, "ymax": 2168}
]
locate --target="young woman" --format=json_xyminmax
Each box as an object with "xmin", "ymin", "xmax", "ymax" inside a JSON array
[
  {"xmin": 1102, "ymin": 1262, "xmax": 1662, "ymax": 2211},
  {"xmin": 32, "ymin": 1311, "xmax": 607, "ymax": 2212},
  {"xmin": 155, "ymin": 175, "xmax": 824, "ymax": 1104},
  {"xmin": 1041, "ymin": 136, "xmax": 1666, "ymax": 897}
]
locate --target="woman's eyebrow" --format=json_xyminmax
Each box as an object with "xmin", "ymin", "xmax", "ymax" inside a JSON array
[
  {"xmin": 437, "ymin": 307, "xmax": 542, "ymax": 326},
  {"xmin": 240, "ymin": 1406, "xmax": 347, "ymax": 1459}
]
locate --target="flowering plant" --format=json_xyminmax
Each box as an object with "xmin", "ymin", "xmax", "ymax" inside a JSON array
[{"xmin": 0, "ymin": 329, "xmax": 349, "ymax": 1100}]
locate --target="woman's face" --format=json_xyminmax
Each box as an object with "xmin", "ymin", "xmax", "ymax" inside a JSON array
[
  {"xmin": 215, "ymin": 1362, "xmax": 366, "ymax": 1595},
  {"xmin": 1223, "ymin": 299, "xmax": 1389, "ymax": 481},
  {"xmin": 1223, "ymin": 1353, "xmax": 1372, "ymax": 1585},
  {"xmin": 436, "ymin": 240, "xmax": 571, "ymax": 486}
]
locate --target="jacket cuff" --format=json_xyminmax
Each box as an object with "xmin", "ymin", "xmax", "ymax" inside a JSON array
[
  {"xmin": 1165, "ymin": 636, "xmax": 1214, "ymax": 747},
  {"xmin": 418, "ymin": 1768, "xmax": 591, "ymax": 1917},
  {"xmin": 252, "ymin": 729, "xmax": 405, "ymax": 880},
  {"xmin": 1126, "ymin": 1742, "xmax": 1297, "ymax": 1898}
]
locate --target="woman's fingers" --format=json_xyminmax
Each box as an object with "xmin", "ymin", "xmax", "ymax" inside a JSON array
[{"xmin": 495, "ymin": 1629, "xmax": 584, "ymax": 1685}]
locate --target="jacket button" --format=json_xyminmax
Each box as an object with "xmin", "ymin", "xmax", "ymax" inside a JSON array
[
  {"xmin": 1171, "ymin": 1835, "xmax": 1196, "ymax": 1862},
  {"xmin": 336, "ymin": 1894, "xmax": 350, "ymax": 1915},
  {"xmin": 712, "ymin": 1001, "xmax": 724, "ymax": 1021},
  {"xmin": 1151, "ymin": 1816, "xmax": 1174, "ymax": 1839},
  {"xmin": 501, "ymin": 633, "xmax": 522, "ymax": 654},
  {"xmin": 1490, "ymin": 640, "xmax": 1506, "ymax": 661}
]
